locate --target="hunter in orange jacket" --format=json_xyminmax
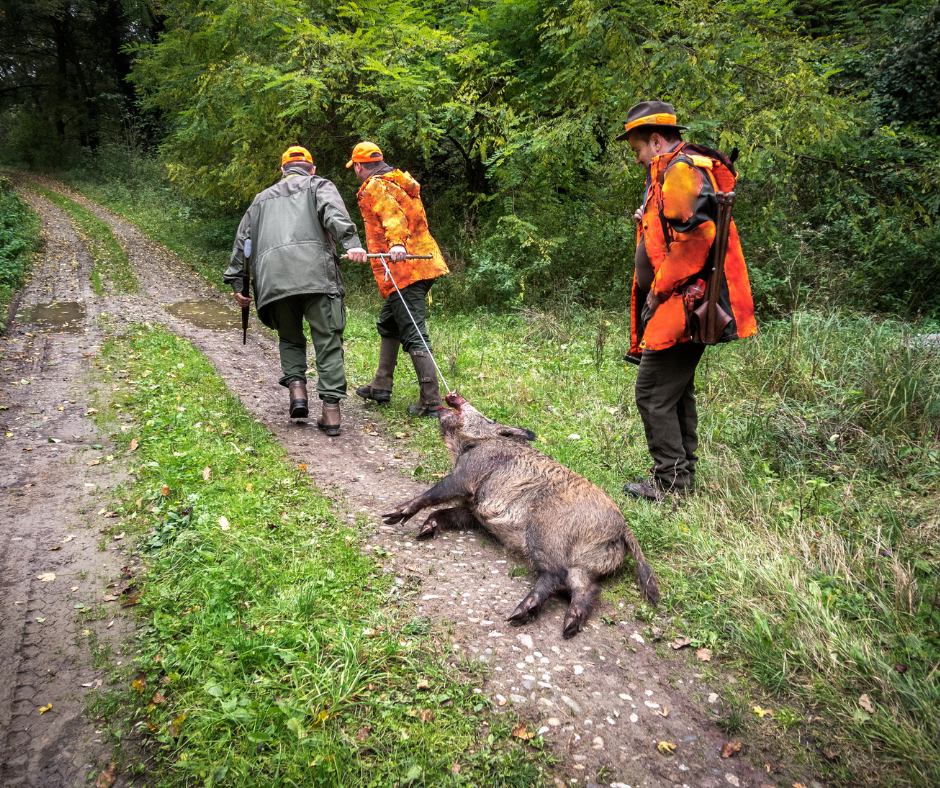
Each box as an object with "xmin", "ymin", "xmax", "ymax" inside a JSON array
[
  {"xmin": 345, "ymin": 142, "xmax": 449, "ymax": 417},
  {"xmin": 617, "ymin": 102, "xmax": 757, "ymax": 501}
]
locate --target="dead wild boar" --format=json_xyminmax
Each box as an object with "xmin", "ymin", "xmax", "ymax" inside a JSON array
[{"xmin": 383, "ymin": 392, "xmax": 660, "ymax": 638}]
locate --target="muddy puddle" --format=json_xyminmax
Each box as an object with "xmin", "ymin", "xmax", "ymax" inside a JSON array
[
  {"xmin": 165, "ymin": 300, "xmax": 239, "ymax": 330},
  {"xmin": 18, "ymin": 302, "xmax": 86, "ymax": 332}
]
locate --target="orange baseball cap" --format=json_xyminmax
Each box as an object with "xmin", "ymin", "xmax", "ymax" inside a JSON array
[
  {"xmin": 346, "ymin": 141, "xmax": 384, "ymax": 168},
  {"xmin": 281, "ymin": 146, "xmax": 313, "ymax": 167}
]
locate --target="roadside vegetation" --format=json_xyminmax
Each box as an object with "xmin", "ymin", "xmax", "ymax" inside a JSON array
[
  {"xmin": 344, "ymin": 306, "xmax": 940, "ymax": 787},
  {"xmin": 29, "ymin": 183, "xmax": 138, "ymax": 295},
  {"xmin": 0, "ymin": 177, "xmax": 40, "ymax": 329},
  {"xmin": 90, "ymin": 325, "xmax": 544, "ymax": 787}
]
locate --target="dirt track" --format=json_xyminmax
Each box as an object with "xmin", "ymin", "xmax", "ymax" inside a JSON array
[{"xmin": 0, "ymin": 176, "xmax": 809, "ymax": 788}]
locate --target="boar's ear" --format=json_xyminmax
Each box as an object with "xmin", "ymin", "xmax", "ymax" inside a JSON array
[{"xmin": 497, "ymin": 425, "xmax": 537, "ymax": 442}]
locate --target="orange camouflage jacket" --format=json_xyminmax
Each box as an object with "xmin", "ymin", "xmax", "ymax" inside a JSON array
[
  {"xmin": 356, "ymin": 169, "xmax": 449, "ymax": 299},
  {"xmin": 630, "ymin": 142, "xmax": 757, "ymax": 353}
]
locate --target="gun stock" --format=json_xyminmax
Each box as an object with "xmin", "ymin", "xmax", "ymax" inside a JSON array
[{"xmin": 696, "ymin": 191, "xmax": 735, "ymax": 345}]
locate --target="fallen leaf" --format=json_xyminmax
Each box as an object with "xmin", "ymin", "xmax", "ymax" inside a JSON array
[
  {"xmin": 696, "ymin": 648, "xmax": 711, "ymax": 662},
  {"xmin": 62, "ymin": 535, "xmax": 74, "ymax": 542},
  {"xmin": 48, "ymin": 545, "xmax": 61, "ymax": 551},
  {"xmin": 659, "ymin": 706, "xmax": 670, "ymax": 718},
  {"xmin": 893, "ymin": 663, "xmax": 907, "ymax": 673},
  {"xmin": 721, "ymin": 741, "xmax": 742, "ymax": 758},
  {"xmin": 36, "ymin": 617, "xmax": 46, "ymax": 623},
  {"xmin": 416, "ymin": 679, "xmax": 429, "ymax": 690},
  {"xmin": 202, "ymin": 466, "xmax": 211, "ymax": 481},
  {"xmin": 418, "ymin": 709, "xmax": 434, "ymax": 723},
  {"xmin": 656, "ymin": 740, "xmax": 676, "ymax": 755},
  {"xmin": 630, "ymin": 631, "xmax": 645, "ymax": 644},
  {"xmin": 39, "ymin": 703, "xmax": 53, "ymax": 714},
  {"xmin": 103, "ymin": 594, "xmax": 119, "ymax": 602},
  {"xmin": 87, "ymin": 459, "xmax": 100, "ymax": 466},
  {"xmin": 112, "ymin": 532, "xmax": 125, "ymax": 540},
  {"xmin": 98, "ymin": 508, "xmax": 107, "ymax": 515},
  {"xmin": 95, "ymin": 763, "xmax": 117, "ymax": 788},
  {"xmin": 859, "ymin": 694, "xmax": 874, "ymax": 713},
  {"xmin": 451, "ymin": 763, "xmax": 461, "ymax": 774},
  {"xmin": 161, "ymin": 484, "xmax": 169, "ymax": 496},
  {"xmin": 132, "ymin": 678, "xmax": 146, "ymax": 694},
  {"xmin": 121, "ymin": 593, "xmax": 143, "ymax": 606},
  {"xmin": 671, "ymin": 637, "xmax": 691, "ymax": 650},
  {"xmin": 753, "ymin": 705, "xmax": 773, "ymax": 718},
  {"xmin": 512, "ymin": 722, "xmax": 534, "ymax": 740},
  {"xmin": 219, "ymin": 516, "xmax": 230, "ymax": 531},
  {"xmin": 167, "ymin": 712, "xmax": 187, "ymax": 737},
  {"xmin": 793, "ymin": 783, "xmax": 808, "ymax": 788},
  {"xmin": 298, "ymin": 463, "xmax": 307, "ymax": 471},
  {"xmin": 151, "ymin": 692, "xmax": 166, "ymax": 704},
  {"xmin": 37, "ymin": 573, "xmax": 56, "ymax": 582},
  {"xmin": 355, "ymin": 726, "xmax": 371, "ymax": 743},
  {"xmin": 129, "ymin": 438, "xmax": 138, "ymax": 451}
]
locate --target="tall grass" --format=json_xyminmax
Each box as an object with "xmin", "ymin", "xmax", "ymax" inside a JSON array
[
  {"xmin": 0, "ymin": 176, "xmax": 40, "ymax": 329},
  {"xmin": 340, "ymin": 304, "xmax": 940, "ymax": 787}
]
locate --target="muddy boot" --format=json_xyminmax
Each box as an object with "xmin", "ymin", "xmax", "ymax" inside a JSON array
[
  {"xmin": 406, "ymin": 350, "xmax": 441, "ymax": 418},
  {"xmin": 316, "ymin": 401, "xmax": 341, "ymax": 437},
  {"xmin": 356, "ymin": 336, "xmax": 399, "ymax": 403},
  {"xmin": 288, "ymin": 381, "xmax": 308, "ymax": 419}
]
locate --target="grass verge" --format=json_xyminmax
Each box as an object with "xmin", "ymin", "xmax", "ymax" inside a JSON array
[
  {"xmin": 30, "ymin": 183, "xmax": 137, "ymax": 295},
  {"xmin": 0, "ymin": 177, "xmax": 40, "ymax": 330},
  {"xmin": 92, "ymin": 325, "xmax": 544, "ymax": 787},
  {"xmin": 342, "ymin": 305, "xmax": 940, "ymax": 787}
]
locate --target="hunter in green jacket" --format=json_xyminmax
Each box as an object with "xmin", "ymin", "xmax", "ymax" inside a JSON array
[{"xmin": 225, "ymin": 146, "xmax": 366, "ymax": 435}]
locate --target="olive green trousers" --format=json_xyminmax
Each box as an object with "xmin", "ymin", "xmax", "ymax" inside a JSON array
[{"xmin": 266, "ymin": 294, "xmax": 347, "ymax": 402}]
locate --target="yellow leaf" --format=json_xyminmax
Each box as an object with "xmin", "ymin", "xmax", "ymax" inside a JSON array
[
  {"xmin": 512, "ymin": 722, "xmax": 534, "ymax": 740},
  {"xmin": 219, "ymin": 516, "xmax": 230, "ymax": 531},
  {"xmin": 132, "ymin": 678, "xmax": 146, "ymax": 694},
  {"xmin": 39, "ymin": 703, "xmax": 53, "ymax": 714},
  {"xmin": 37, "ymin": 573, "xmax": 56, "ymax": 582},
  {"xmin": 161, "ymin": 484, "xmax": 169, "ymax": 495},
  {"xmin": 48, "ymin": 545, "xmax": 61, "ymax": 551},
  {"xmin": 657, "ymin": 740, "xmax": 676, "ymax": 755},
  {"xmin": 753, "ymin": 705, "xmax": 773, "ymax": 718},
  {"xmin": 416, "ymin": 679, "xmax": 430, "ymax": 690}
]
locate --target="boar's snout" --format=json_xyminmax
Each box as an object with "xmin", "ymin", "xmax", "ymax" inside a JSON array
[{"xmin": 444, "ymin": 391, "xmax": 468, "ymax": 409}]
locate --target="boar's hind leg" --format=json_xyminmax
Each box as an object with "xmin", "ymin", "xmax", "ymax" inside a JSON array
[
  {"xmin": 508, "ymin": 571, "xmax": 567, "ymax": 626},
  {"xmin": 417, "ymin": 507, "xmax": 475, "ymax": 540},
  {"xmin": 562, "ymin": 567, "xmax": 602, "ymax": 639}
]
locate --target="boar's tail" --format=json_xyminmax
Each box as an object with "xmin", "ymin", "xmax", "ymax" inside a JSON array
[{"xmin": 624, "ymin": 531, "xmax": 660, "ymax": 606}]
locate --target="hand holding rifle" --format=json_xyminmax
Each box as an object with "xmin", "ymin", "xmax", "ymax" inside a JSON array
[{"xmin": 344, "ymin": 245, "xmax": 426, "ymax": 264}]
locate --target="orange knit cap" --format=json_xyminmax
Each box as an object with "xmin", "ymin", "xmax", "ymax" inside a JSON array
[{"xmin": 346, "ymin": 141, "xmax": 384, "ymax": 168}]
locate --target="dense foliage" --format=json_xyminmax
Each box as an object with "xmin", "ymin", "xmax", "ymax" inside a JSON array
[
  {"xmin": 0, "ymin": 179, "xmax": 40, "ymax": 328},
  {"xmin": 3, "ymin": 1, "xmax": 939, "ymax": 316}
]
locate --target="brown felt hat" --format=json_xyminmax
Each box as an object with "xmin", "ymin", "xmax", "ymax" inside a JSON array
[{"xmin": 615, "ymin": 100, "xmax": 689, "ymax": 141}]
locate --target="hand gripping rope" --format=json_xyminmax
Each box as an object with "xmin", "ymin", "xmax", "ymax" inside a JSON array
[{"xmin": 343, "ymin": 252, "xmax": 453, "ymax": 394}]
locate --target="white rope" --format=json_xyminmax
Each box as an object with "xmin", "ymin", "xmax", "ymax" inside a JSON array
[{"xmin": 375, "ymin": 253, "xmax": 452, "ymax": 395}]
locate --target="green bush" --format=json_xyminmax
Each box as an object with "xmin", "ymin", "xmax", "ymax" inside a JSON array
[{"xmin": 0, "ymin": 179, "xmax": 40, "ymax": 328}]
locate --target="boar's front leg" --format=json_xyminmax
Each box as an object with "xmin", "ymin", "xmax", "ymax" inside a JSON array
[
  {"xmin": 508, "ymin": 570, "xmax": 567, "ymax": 626},
  {"xmin": 416, "ymin": 507, "xmax": 476, "ymax": 540},
  {"xmin": 382, "ymin": 473, "xmax": 473, "ymax": 526}
]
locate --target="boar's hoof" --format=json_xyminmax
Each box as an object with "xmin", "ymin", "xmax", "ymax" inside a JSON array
[
  {"xmin": 416, "ymin": 516, "xmax": 441, "ymax": 540},
  {"xmin": 562, "ymin": 607, "xmax": 589, "ymax": 639},
  {"xmin": 382, "ymin": 505, "xmax": 416, "ymax": 525},
  {"xmin": 508, "ymin": 596, "xmax": 542, "ymax": 626}
]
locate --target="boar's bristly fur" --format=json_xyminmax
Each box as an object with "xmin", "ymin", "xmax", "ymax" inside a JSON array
[{"xmin": 383, "ymin": 391, "xmax": 660, "ymax": 638}]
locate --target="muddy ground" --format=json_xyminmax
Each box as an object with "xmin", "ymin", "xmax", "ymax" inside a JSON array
[{"xmin": 0, "ymin": 175, "xmax": 822, "ymax": 788}]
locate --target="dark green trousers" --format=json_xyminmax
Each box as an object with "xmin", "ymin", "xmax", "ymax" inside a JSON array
[
  {"xmin": 266, "ymin": 294, "xmax": 347, "ymax": 401},
  {"xmin": 634, "ymin": 341, "xmax": 705, "ymax": 490},
  {"xmin": 375, "ymin": 279, "xmax": 433, "ymax": 353}
]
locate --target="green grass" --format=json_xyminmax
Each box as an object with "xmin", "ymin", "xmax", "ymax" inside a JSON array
[
  {"xmin": 91, "ymin": 326, "xmax": 544, "ymax": 787},
  {"xmin": 30, "ymin": 183, "xmax": 137, "ymax": 295},
  {"xmin": 0, "ymin": 177, "xmax": 40, "ymax": 330},
  {"xmin": 342, "ymin": 304, "xmax": 940, "ymax": 787}
]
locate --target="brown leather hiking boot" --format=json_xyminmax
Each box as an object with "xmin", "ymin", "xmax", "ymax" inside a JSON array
[
  {"xmin": 623, "ymin": 480, "xmax": 691, "ymax": 502},
  {"xmin": 406, "ymin": 350, "xmax": 441, "ymax": 418},
  {"xmin": 288, "ymin": 381, "xmax": 308, "ymax": 419},
  {"xmin": 356, "ymin": 337, "xmax": 399, "ymax": 403},
  {"xmin": 316, "ymin": 402, "xmax": 341, "ymax": 437}
]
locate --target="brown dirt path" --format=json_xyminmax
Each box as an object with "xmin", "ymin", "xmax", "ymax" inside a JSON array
[
  {"xmin": 7, "ymin": 176, "xmax": 823, "ymax": 788},
  {"xmin": 0, "ymin": 186, "xmax": 138, "ymax": 786}
]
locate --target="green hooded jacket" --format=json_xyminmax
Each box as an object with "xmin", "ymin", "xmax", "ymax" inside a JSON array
[{"xmin": 225, "ymin": 167, "xmax": 362, "ymax": 328}]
